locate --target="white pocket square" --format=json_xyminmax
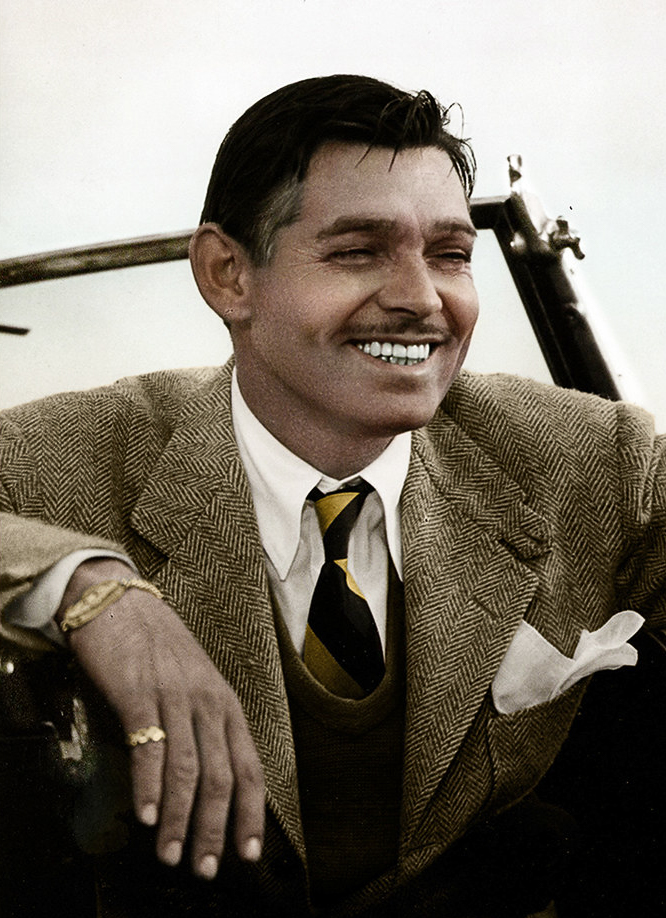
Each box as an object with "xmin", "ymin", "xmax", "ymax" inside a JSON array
[{"xmin": 491, "ymin": 610, "xmax": 645, "ymax": 714}]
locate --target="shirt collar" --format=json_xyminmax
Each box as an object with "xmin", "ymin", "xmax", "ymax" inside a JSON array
[{"xmin": 231, "ymin": 369, "xmax": 410, "ymax": 579}]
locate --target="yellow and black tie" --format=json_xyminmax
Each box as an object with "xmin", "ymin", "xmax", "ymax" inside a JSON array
[{"xmin": 304, "ymin": 480, "xmax": 385, "ymax": 698}]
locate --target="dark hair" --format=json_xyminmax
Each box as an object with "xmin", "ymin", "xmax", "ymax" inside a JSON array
[{"xmin": 200, "ymin": 74, "xmax": 476, "ymax": 265}]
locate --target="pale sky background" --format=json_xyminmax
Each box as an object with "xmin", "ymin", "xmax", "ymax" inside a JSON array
[{"xmin": 1, "ymin": 0, "xmax": 664, "ymax": 430}]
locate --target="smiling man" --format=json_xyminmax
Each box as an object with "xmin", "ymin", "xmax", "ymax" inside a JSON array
[
  {"xmin": 1, "ymin": 75, "xmax": 665, "ymax": 918},
  {"xmin": 191, "ymin": 141, "xmax": 479, "ymax": 476}
]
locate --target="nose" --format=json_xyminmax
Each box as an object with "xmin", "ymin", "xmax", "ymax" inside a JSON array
[{"xmin": 376, "ymin": 257, "xmax": 441, "ymax": 318}]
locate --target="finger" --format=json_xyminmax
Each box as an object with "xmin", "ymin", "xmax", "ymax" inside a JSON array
[
  {"xmin": 125, "ymin": 711, "xmax": 167, "ymax": 828},
  {"xmin": 189, "ymin": 718, "xmax": 235, "ymax": 880},
  {"xmin": 154, "ymin": 707, "xmax": 200, "ymax": 868},
  {"xmin": 226, "ymin": 704, "xmax": 265, "ymax": 863}
]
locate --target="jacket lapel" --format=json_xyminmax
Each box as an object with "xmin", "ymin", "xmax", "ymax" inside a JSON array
[
  {"xmin": 399, "ymin": 412, "xmax": 551, "ymax": 858},
  {"xmin": 128, "ymin": 365, "xmax": 305, "ymax": 858}
]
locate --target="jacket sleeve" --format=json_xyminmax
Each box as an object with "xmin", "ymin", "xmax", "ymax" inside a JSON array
[
  {"xmin": 613, "ymin": 401, "xmax": 666, "ymax": 627},
  {"xmin": 0, "ymin": 406, "xmax": 129, "ymax": 649},
  {"xmin": 0, "ymin": 512, "xmax": 123, "ymax": 610}
]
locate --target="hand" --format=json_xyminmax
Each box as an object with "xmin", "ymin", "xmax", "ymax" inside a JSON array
[{"xmin": 57, "ymin": 558, "xmax": 265, "ymax": 879}]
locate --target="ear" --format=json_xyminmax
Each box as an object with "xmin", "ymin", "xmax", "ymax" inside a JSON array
[{"xmin": 189, "ymin": 223, "xmax": 254, "ymax": 325}]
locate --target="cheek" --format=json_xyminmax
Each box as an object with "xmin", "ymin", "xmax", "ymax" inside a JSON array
[
  {"xmin": 309, "ymin": 267, "xmax": 378, "ymax": 313},
  {"xmin": 453, "ymin": 284, "xmax": 479, "ymax": 337},
  {"xmin": 466, "ymin": 299, "xmax": 480, "ymax": 335}
]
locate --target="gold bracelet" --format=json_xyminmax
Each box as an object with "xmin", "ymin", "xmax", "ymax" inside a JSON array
[{"xmin": 59, "ymin": 578, "xmax": 163, "ymax": 633}]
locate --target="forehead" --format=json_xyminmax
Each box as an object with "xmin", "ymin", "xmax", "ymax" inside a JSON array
[{"xmin": 295, "ymin": 142, "xmax": 473, "ymax": 237}]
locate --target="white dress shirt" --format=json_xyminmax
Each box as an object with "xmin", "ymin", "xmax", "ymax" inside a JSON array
[
  {"xmin": 7, "ymin": 371, "xmax": 412, "ymax": 654},
  {"xmin": 231, "ymin": 372, "xmax": 411, "ymax": 654}
]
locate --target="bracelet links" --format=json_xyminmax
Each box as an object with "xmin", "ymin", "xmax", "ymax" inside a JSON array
[{"xmin": 59, "ymin": 578, "xmax": 163, "ymax": 633}]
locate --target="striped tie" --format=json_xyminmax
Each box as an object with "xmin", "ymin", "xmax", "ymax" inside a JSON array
[{"xmin": 304, "ymin": 480, "xmax": 385, "ymax": 698}]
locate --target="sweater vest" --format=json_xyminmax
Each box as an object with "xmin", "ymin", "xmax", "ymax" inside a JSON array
[{"xmin": 274, "ymin": 565, "xmax": 406, "ymax": 907}]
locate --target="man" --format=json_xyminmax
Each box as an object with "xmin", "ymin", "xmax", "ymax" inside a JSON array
[{"xmin": 1, "ymin": 75, "xmax": 665, "ymax": 917}]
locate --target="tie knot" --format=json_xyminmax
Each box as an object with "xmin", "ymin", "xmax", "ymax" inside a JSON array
[{"xmin": 308, "ymin": 480, "xmax": 374, "ymax": 559}]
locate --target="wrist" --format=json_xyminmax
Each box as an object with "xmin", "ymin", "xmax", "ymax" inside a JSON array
[
  {"xmin": 59, "ymin": 579, "xmax": 163, "ymax": 633},
  {"xmin": 56, "ymin": 558, "xmax": 138, "ymax": 625}
]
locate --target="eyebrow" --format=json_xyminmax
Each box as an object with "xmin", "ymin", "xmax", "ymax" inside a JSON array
[{"xmin": 315, "ymin": 216, "xmax": 478, "ymax": 242}]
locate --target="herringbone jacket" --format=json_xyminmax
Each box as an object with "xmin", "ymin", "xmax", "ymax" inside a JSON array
[{"xmin": 1, "ymin": 361, "xmax": 665, "ymax": 915}]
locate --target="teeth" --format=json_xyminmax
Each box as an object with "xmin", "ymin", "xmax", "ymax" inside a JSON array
[{"xmin": 355, "ymin": 341, "xmax": 431, "ymax": 364}]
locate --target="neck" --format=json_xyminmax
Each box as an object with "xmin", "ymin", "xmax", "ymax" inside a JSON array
[
  {"xmin": 290, "ymin": 436, "xmax": 393, "ymax": 480},
  {"xmin": 264, "ymin": 415, "xmax": 393, "ymax": 480},
  {"xmin": 237, "ymin": 378, "xmax": 394, "ymax": 479}
]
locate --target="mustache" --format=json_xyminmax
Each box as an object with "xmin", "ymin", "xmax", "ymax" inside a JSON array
[{"xmin": 346, "ymin": 318, "xmax": 451, "ymax": 340}]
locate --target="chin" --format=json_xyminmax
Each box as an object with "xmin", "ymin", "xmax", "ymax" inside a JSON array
[{"xmin": 362, "ymin": 400, "xmax": 442, "ymax": 437}]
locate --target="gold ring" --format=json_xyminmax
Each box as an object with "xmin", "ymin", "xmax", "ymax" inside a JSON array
[{"xmin": 126, "ymin": 726, "xmax": 167, "ymax": 747}]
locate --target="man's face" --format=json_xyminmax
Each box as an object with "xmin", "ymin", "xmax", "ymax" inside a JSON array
[{"xmin": 234, "ymin": 142, "xmax": 479, "ymax": 462}]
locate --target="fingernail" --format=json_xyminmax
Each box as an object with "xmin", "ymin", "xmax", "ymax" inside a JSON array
[
  {"xmin": 197, "ymin": 855, "xmax": 218, "ymax": 880},
  {"xmin": 162, "ymin": 840, "xmax": 183, "ymax": 867},
  {"xmin": 140, "ymin": 803, "xmax": 158, "ymax": 826},
  {"xmin": 243, "ymin": 837, "xmax": 262, "ymax": 862}
]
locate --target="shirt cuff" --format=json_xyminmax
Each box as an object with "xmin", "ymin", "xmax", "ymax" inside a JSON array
[{"xmin": 5, "ymin": 549, "xmax": 137, "ymax": 647}]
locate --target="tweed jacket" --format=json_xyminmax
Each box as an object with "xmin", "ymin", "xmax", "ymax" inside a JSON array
[{"xmin": 1, "ymin": 361, "xmax": 665, "ymax": 914}]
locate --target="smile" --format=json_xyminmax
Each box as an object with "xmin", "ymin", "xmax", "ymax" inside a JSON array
[{"xmin": 354, "ymin": 341, "xmax": 431, "ymax": 366}]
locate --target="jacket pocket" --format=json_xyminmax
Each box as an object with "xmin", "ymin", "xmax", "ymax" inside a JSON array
[{"xmin": 485, "ymin": 681, "xmax": 588, "ymax": 812}]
